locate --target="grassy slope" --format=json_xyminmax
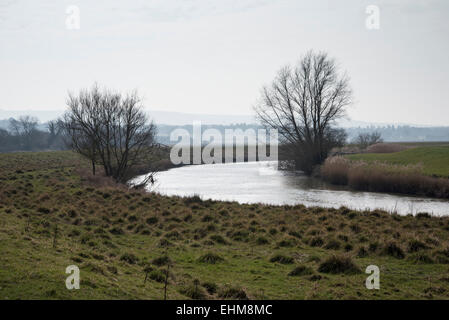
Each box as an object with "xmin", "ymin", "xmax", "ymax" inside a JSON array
[
  {"xmin": 1, "ymin": 151, "xmax": 449, "ymax": 299},
  {"xmin": 346, "ymin": 146, "xmax": 449, "ymax": 177}
]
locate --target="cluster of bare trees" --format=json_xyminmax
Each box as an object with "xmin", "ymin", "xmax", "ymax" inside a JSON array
[
  {"xmin": 255, "ymin": 51, "xmax": 352, "ymax": 174},
  {"xmin": 59, "ymin": 85, "xmax": 157, "ymax": 184},
  {"xmin": 353, "ymin": 131, "xmax": 383, "ymax": 149},
  {"xmin": 0, "ymin": 116, "xmax": 65, "ymax": 152}
]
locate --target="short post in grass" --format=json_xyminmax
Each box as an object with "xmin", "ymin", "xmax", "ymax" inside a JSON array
[
  {"xmin": 259, "ymin": 288, "xmax": 265, "ymax": 300},
  {"xmin": 163, "ymin": 262, "xmax": 171, "ymax": 300},
  {"xmin": 53, "ymin": 224, "xmax": 58, "ymax": 249},
  {"xmin": 25, "ymin": 217, "xmax": 31, "ymax": 233},
  {"xmin": 193, "ymin": 279, "xmax": 200, "ymax": 296},
  {"xmin": 143, "ymin": 265, "xmax": 153, "ymax": 285}
]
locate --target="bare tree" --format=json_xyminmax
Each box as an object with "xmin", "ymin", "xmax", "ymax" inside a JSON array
[
  {"xmin": 354, "ymin": 131, "xmax": 383, "ymax": 149},
  {"xmin": 9, "ymin": 116, "xmax": 38, "ymax": 136},
  {"xmin": 60, "ymin": 84, "xmax": 157, "ymax": 183},
  {"xmin": 9, "ymin": 116, "xmax": 40, "ymax": 149},
  {"xmin": 254, "ymin": 51, "xmax": 352, "ymax": 173},
  {"xmin": 47, "ymin": 120, "xmax": 64, "ymax": 149},
  {"xmin": 59, "ymin": 115, "xmax": 99, "ymax": 175}
]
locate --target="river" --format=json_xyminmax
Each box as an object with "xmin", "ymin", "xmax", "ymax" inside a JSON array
[{"xmin": 142, "ymin": 161, "xmax": 449, "ymax": 216}]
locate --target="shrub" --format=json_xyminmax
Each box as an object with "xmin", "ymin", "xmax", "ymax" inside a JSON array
[
  {"xmin": 120, "ymin": 253, "xmax": 138, "ymax": 264},
  {"xmin": 165, "ymin": 230, "xmax": 181, "ymax": 240},
  {"xmin": 202, "ymin": 282, "xmax": 218, "ymax": 295},
  {"xmin": 218, "ymin": 209, "xmax": 229, "ymax": 216},
  {"xmin": 148, "ymin": 270, "xmax": 165, "ymax": 283},
  {"xmin": 309, "ymin": 237, "xmax": 324, "ymax": 247},
  {"xmin": 435, "ymin": 248, "xmax": 449, "ymax": 264},
  {"xmin": 269, "ymin": 254, "xmax": 294, "ymax": 264},
  {"xmin": 383, "ymin": 242, "xmax": 405, "ymax": 259},
  {"xmin": 198, "ymin": 252, "xmax": 224, "ymax": 264},
  {"xmin": 37, "ymin": 207, "xmax": 51, "ymax": 214},
  {"xmin": 103, "ymin": 264, "xmax": 116, "ymax": 274},
  {"xmin": 231, "ymin": 230, "xmax": 249, "ymax": 242},
  {"xmin": 146, "ymin": 217, "xmax": 158, "ymax": 225},
  {"xmin": 151, "ymin": 255, "xmax": 171, "ymax": 266},
  {"xmin": 218, "ymin": 286, "xmax": 249, "ymax": 300},
  {"xmin": 180, "ymin": 281, "xmax": 207, "ymax": 300},
  {"xmin": 288, "ymin": 231, "xmax": 302, "ymax": 239},
  {"xmin": 158, "ymin": 239, "xmax": 172, "ymax": 247},
  {"xmin": 350, "ymin": 224, "xmax": 361, "ymax": 233},
  {"xmin": 407, "ymin": 239, "xmax": 429, "ymax": 253},
  {"xmin": 357, "ymin": 247, "xmax": 368, "ymax": 257},
  {"xmin": 278, "ymin": 238, "xmax": 295, "ymax": 247},
  {"xmin": 308, "ymin": 274, "xmax": 323, "ymax": 281},
  {"xmin": 324, "ymin": 239, "xmax": 341, "ymax": 250},
  {"xmin": 210, "ymin": 235, "xmax": 227, "ymax": 245},
  {"xmin": 408, "ymin": 252, "xmax": 434, "ymax": 264},
  {"xmin": 256, "ymin": 237, "xmax": 269, "ymax": 245},
  {"xmin": 202, "ymin": 215, "xmax": 214, "ymax": 222},
  {"xmin": 109, "ymin": 227, "xmax": 124, "ymax": 235},
  {"xmin": 369, "ymin": 242, "xmax": 379, "ymax": 252},
  {"xmin": 318, "ymin": 255, "xmax": 360, "ymax": 274},
  {"xmin": 288, "ymin": 265, "xmax": 314, "ymax": 276},
  {"xmin": 68, "ymin": 229, "xmax": 81, "ymax": 237}
]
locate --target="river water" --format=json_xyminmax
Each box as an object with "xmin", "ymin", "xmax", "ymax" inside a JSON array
[{"xmin": 142, "ymin": 161, "xmax": 449, "ymax": 216}]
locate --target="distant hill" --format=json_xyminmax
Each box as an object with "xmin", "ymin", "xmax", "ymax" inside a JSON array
[
  {"xmin": 0, "ymin": 109, "xmax": 64, "ymax": 122},
  {"xmin": 1, "ymin": 109, "xmax": 448, "ymax": 143},
  {"xmin": 0, "ymin": 108, "xmax": 440, "ymax": 127},
  {"xmin": 147, "ymin": 110, "xmax": 257, "ymax": 125},
  {"xmin": 0, "ymin": 109, "xmax": 256, "ymax": 125}
]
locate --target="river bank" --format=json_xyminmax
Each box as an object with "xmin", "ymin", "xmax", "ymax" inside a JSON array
[
  {"xmin": 2, "ymin": 151, "xmax": 449, "ymax": 299},
  {"xmin": 321, "ymin": 145, "xmax": 449, "ymax": 200},
  {"xmin": 148, "ymin": 161, "xmax": 449, "ymax": 216}
]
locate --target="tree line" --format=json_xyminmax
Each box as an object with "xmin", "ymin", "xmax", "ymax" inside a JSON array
[{"xmin": 0, "ymin": 116, "xmax": 66, "ymax": 153}]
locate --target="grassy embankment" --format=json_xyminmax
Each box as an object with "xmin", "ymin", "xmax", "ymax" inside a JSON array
[
  {"xmin": 2, "ymin": 151, "xmax": 449, "ymax": 299},
  {"xmin": 321, "ymin": 144, "xmax": 449, "ymax": 199}
]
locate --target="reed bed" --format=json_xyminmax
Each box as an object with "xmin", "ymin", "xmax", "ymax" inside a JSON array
[{"xmin": 321, "ymin": 156, "xmax": 449, "ymax": 198}]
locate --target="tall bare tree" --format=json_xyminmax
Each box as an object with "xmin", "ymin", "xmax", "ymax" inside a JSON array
[
  {"xmin": 254, "ymin": 51, "xmax": 352, "ymax": 173},
  {"xmin": 60, "ymin": 84, "xmax": 157, "ymax": 183}
]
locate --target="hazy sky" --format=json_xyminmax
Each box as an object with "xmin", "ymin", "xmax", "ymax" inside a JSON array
[{"xmin": 0, "ymin": 0, "xmax": 448, "ymax": 125}]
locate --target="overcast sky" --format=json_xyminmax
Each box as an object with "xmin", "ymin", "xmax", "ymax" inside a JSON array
[{"xmin": 0, "ymin": 0, "xmax": 448, "ymax": 125}]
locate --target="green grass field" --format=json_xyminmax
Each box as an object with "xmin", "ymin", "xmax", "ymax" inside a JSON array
[
  {"xmin": 2, "ymin": 151, "xmax": 449, "ymax": 299},
  {"xmin": 346, "ymin": 146, "xmax": 449, "ymax": 177}
]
